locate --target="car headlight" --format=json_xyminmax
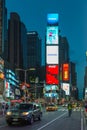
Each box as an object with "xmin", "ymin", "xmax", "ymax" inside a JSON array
[
  {"xmin": 22, "ymin": 112, "xmax": 29, "ymax": 116},
  {"xmin": 6, "ymin": 112, "xmax": 12, "ymax": 116}
]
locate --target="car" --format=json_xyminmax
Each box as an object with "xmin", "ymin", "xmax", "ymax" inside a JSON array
[
  {"xmin": 46, "ymin": 104, "xmax": 58, "ymax": 111},
  {"xmin": 5, "ymin": 102, "xmax": 42, "ymax": 126}
]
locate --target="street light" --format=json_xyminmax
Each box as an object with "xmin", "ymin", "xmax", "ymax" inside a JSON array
[
  {"xmin": 15, "ymin": 68, "xmax": 36, "ymax": 84},
  {"xmin": 15, "ymin": 68, "xmax": 36, "ymax": 102}
]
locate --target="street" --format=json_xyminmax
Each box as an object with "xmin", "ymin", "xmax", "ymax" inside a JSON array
[{"xmin": 0, "ymin": 107, "xmax": 87, "ymax": 130}]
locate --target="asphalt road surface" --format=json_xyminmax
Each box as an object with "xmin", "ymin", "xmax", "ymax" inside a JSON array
[{"xmin": 0, "ymin": 107, "xmax": 87, "ymax": 130}]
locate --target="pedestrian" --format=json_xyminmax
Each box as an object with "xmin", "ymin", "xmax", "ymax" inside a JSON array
[
  {"xmin": 5, "ymin": 103, "xmax": 9, "ymax": 112},
  {"xmin": 67, "ymin": 101, "xmax": 72, "ymax": 117},
  {"xmin": 2, "ymin": 103, "xmax": 5, "ymax": 115},
  {"xmin": 84, "ymin": 102, "xmax": 87, "ymax": 112}
]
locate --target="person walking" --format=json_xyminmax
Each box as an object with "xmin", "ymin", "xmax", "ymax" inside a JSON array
[{"xmin": 67, "ymin": 101, "xmax": 72, "ymax": 117}]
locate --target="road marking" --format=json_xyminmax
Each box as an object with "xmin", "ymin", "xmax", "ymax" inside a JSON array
[
  {"xmin": 37, "ymin": 112, "xmax": 67, "ymax": 130},
  {"xmin": 81, "ymin": 110, "xmax": 84, "ymax": 130},
  {"xmin": 81, "ymin": 118, "xmax": 83, "ymax": 130}
]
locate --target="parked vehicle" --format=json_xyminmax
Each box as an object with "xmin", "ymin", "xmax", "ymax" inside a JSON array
[{"xmin": 5, "ymin": 102, "xmax": 42, "ymax": 126}]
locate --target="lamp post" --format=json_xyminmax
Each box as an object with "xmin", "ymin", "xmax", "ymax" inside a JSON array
[
  {"xmin": 15, "ymin": 68, "xmax": 36, "ymax": 102},
  {"xmin": 16, "ymin": 68, "xmax": 36, "ymax": 84}
]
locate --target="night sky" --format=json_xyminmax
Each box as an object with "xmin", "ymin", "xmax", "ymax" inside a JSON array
[{"xmin": 6, "ymin": 0, "xmax": 87, "ymax": 98}]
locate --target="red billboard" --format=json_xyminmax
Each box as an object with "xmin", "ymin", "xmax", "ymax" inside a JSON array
[
  {"xmin": 46, "ymin": 65, "xmax": 59, "ymax": 84},
  {"xmin": 62, "ymin": 63, "xmax": 69, "ymax": 81}
]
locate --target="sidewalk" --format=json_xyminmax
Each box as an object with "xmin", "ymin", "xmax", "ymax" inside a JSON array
[{"xmin": 0, "ymin": 111, "xmax": 7, "ymax": 127}]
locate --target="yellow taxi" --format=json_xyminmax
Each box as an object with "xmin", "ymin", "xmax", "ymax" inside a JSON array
[{"xmin": 46, "ymin": 104, "xmax": 58, "ymax": 111}]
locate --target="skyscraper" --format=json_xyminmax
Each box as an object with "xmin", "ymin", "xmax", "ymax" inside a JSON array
[
  {"xmin": 59, "ymin": 36, "xmax": 69, "ymax": 64},
  {"xmin": 27, "ymin": 31, "xmax": 42, "ymax": 68},
  {"xmin": 0, "ymin": 0, "xmax": 7, "ymax": 58},
  {"xmin": 8, "ymin": 12, "xmax": 23, "ymax": 70}
]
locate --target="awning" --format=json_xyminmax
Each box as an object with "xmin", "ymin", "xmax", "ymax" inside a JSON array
[{"xmin": 11, "ymin": 99, "xmax": 22, "ymax": 103}]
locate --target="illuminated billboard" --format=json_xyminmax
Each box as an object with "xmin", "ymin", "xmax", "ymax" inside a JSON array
[
  {"xmin": 46, "ymin": 26, "xmax": 58, "ymax": 44},
  {"xmin": 46, "ymin": 46, "xmax": 59, "ymax": 64},
  {"xmin": 47, "ymin": 13, "xmax": 59, "ymax": 25},
  {"xmin": 46, "ymin": 65, "xmax": 59, "ymax": 85},
  {"xmin": 45, "ymin": 85, "xmax": 58, "ymax": 91},
  {"xmin": 44, "ymin": 93, "xmax": 58, "ymax": 98},
  {"xmin": 62, "ymin": 83, "xmax": 70, "ymax": 95},
  {"xmin": 62, "ymin": 63, "xmax": 69, "ymax": 81}
]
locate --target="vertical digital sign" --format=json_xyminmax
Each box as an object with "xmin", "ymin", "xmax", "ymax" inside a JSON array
[
  {"xmin": 62, "ymin": 63, "xmax": 69, "ymax": 81},
  {"xmin": 45, "ymin": 13, "xmax": 59, "ymax": 101},
  {"xmin": 46, "ymin": 13, "xmax": 59, "ymax": 85},
  {"xmin": 46, "ymin": 26, "xmax": 58, "ymax": 44},
  {"xmin": 46, "ymin": 65, "xmax": 59, "ymax": 85}
]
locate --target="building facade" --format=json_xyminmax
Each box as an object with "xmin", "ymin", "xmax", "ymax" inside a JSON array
[
  {"xmin": 0, "ymin": 0, "xmax": 7, "ymax": 58},
  {"xmin": 8, "ymin": 12, "xmax": 27, "ymax": 70},
  {"xmin": 27, "ymin": 31, "xmax": 42, "ymax": 68}
]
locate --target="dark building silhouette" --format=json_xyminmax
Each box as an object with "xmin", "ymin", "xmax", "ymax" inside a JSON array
[
  {"xmin": 8, "ymin": 12, "xmax": 21, "ymax": 69},
  {"xmin": 59, "ymin": 35, "xmax": 78, "ymax": 99},
  {"xmin": 27, "ymin": 31, "xmax": 42, "ymax": 68},
  {"xmin": 70, "ymin": 62, "xmax": 78, "ymax": 100},
  {"xmin": 0, "ymin": 0, "xmax": 7, "ymax": 58},
  {"xmin": 84, "ymin": 66, "xmax": 87, "ymax": 88},
  {"xmin": 59, "ymin": 36, "xmax": 69, "ymax": 64},
  {"xmin": 8, "ymin": 12, "xmax": 27, "ymax": 70},
  {"xmin": 83, "ymin": 66, "xmax": 87, "ymax": 99},
  {"xmin": 20, "ymin": 22, "xmax": 27, "ymax": 69}
]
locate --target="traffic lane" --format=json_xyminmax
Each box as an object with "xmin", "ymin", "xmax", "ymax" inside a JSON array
[
  {"xmin": 37, "ymin": 111, "xmax": 81, "ymax": 130},
  {"xmin": 0, "ymin": 110, "xmax": 66, "ymax": 130}
]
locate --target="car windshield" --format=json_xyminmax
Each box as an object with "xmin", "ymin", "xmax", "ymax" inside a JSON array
[
  {"xmin": 19, "ymin": 104, "xmax": 33, "ymax": 110},
  {"xmin": 48, "ymin": 104, "xmax": 55, "ymax": 107}
]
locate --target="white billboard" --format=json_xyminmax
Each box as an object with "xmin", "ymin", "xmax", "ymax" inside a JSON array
[
  {"xmin": 62, "ymin": 83, "xmax": 70, "ymax": 96},
  {"xmin": 46, "ymin": 46, "xmax": 59, "ymax": 64}
]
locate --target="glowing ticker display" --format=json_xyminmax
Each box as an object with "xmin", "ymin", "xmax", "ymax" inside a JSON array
[{"xmin": 62, "ymin": 63, "xmax": 69, "ymax": 81}]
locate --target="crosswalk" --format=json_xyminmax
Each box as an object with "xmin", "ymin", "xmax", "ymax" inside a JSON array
[{"xmin": 57, "ymin": 108, "xmax": 83, "ymax": 112}]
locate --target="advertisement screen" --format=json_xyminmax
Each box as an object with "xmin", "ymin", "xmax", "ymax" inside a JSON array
[
  {"xmin": 45, "ymin": 85, "xmax": 58, "ymax": 91},
  {"xmin": 44, "ymin": 93, "xmax": 58, "ymax": 98},
  {"xmin": 46, "ymin": 26, "xmax": 58, "ymax": 44},
  {"xmin": 62, "ymin": 63, "xmax": 69, "ymax": 81},
  {"xmin": 46, "ymin": 46, "xmax": 59, "ymax": 64},
  {"xmin": 47, "ymin": 13, "xmax": 59, "ymax": 25},
  {"xmin": 62, "ymin": 83, "xmax": 70, "ymax": 95},
  {"xmin": 46, "ymin": 65, "xmax": 59, "ymax": 85}
]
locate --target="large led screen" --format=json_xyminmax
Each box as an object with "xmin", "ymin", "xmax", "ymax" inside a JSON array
[
  {"xmin": 46, "ymin": 46, "xmax": 59, "ymax": 64},
  {"xmin": 47, "ymin": 13, "xmax": 59, "ymax": 25},
  {"xmin": 46, "ymin": 26, "xmax": 58, "ymax": 44},
  {"xmin": 44, "ymin": 93, "xmax": 58, "ymax": 98},
  {"xmin": 62, "ymin": 83, "xmax": 70, "ymax": 96},
  {"xmin": 46, "ymin": 65, "xmax": 59, "ymax": 85},
  {"xmin": 62, "ymin": 63, "xmax": 69, "ymax": 81},
  {"xmin": 45, "ymin": 85, "xmax": 58, "ymax": 91}
]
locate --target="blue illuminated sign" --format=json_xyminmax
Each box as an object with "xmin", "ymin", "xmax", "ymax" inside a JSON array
[{"xmin": 47, "ymin": 13, "xmax": 59, "ymax": 25}]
